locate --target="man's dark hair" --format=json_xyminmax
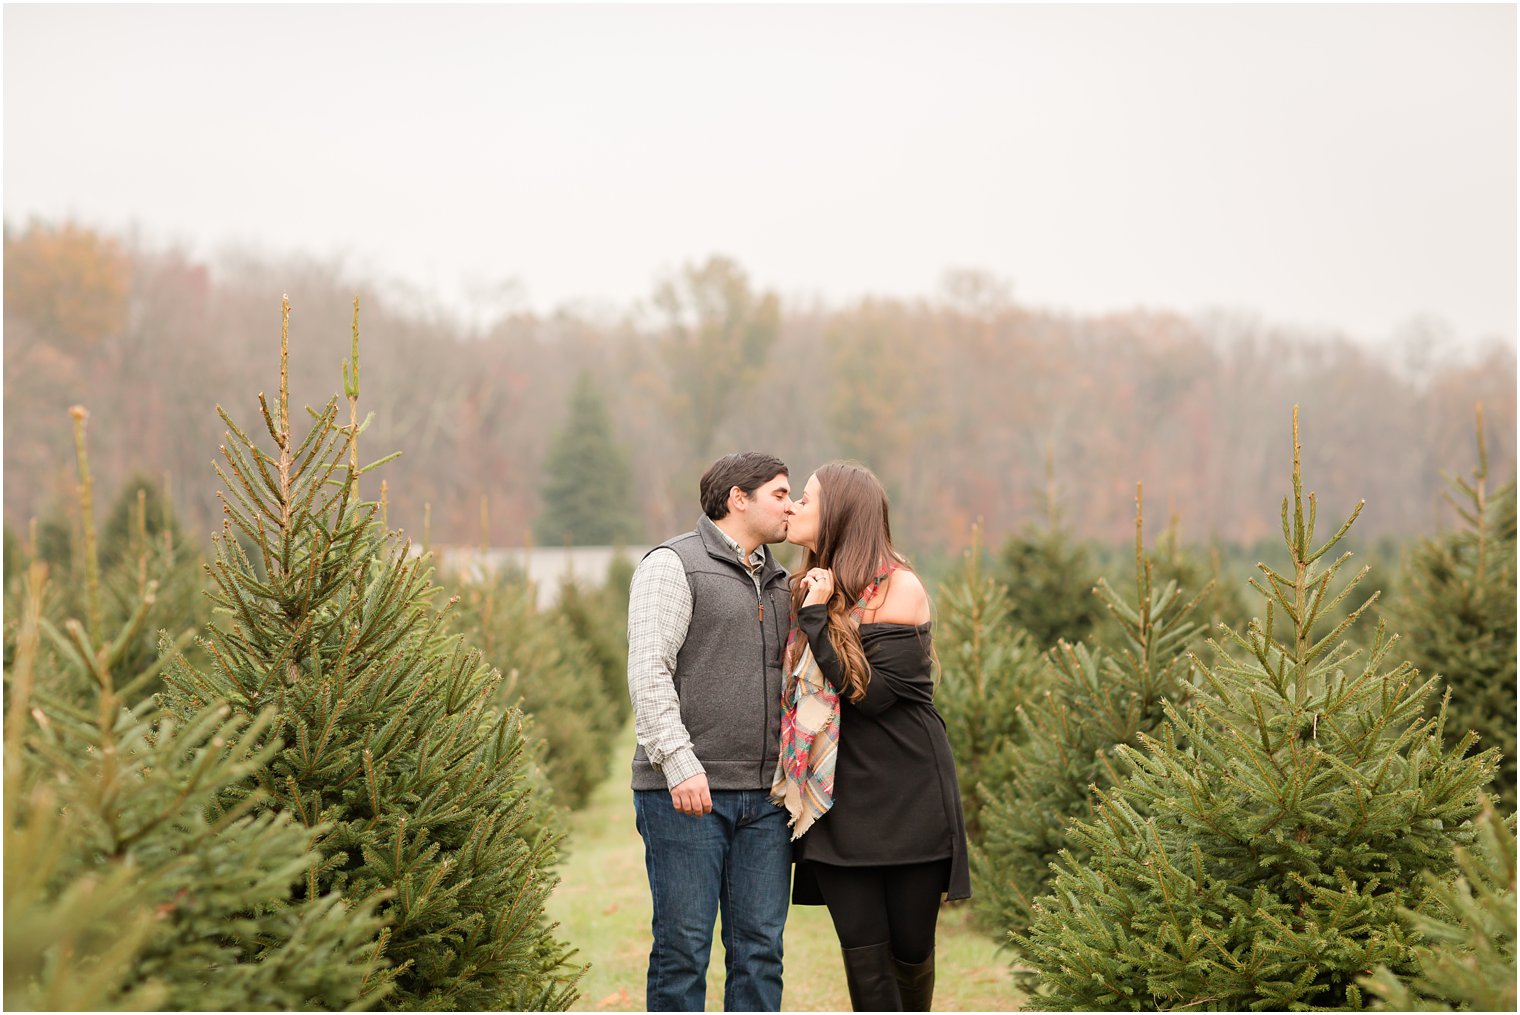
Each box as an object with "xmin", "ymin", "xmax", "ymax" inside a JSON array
[{"xmin": 700, "ymin": 452, "xmax": 788, "ymax": 521}]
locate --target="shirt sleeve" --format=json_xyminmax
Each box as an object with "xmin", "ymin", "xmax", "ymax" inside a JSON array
[
  {"xmin": 797, "ymin": 604, "xmax": 899, "ymax": 716},
  {"xmin": 627, "ymin": 548, "xmax": 704, "ymax": 788}
]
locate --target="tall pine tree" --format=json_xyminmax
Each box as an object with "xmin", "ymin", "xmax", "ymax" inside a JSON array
[
  {"xmin": 4, "ymin": 462, "xmax": 206, "ymax": 703},
  {"xmin": 5, "ymin": 408, "xmax": 389, "ymax": 1011},
  {"xmin": 549, "ymin": 571, "xmax": 632, "ymax": 739},
  {"xmin": 536, "ymin": 370, "xmax": 636, "ymax": 546},
  {"xmin": 450, "ymin": 569, "xmax": 622, "ymax": 811},
  {"xmin": 162, "ymin": 298, "xmax": 581, "ymax": 1009},
  {"xmin": 1148, "ymin": 512, "xmax": 1251, "ymax": 638},
  {"xmin": 974, "ymin": 487, "xmax": 1206, "ymax": 937},
  {"xmin": 935, "ymin": 522, "xmax": 1046, "ymax": 845},
  {"xmin": 1362, "ymin": 797, "xmax": 1516, "ymax": 1011},
  {"xmin": 1393, "ymin": 404, "xmax": 1517, "ymax": 811},
  {"xmin": 995, "ymin": 520, "xmax": 1103, "ymax": 651},
  {"xmin": 1014, "ymin": 410, "xmax": 1498, "ymax": 1010},
  {"xmin": 992, "ymin": 457, "xmax": 1105, "ymax": 650}
]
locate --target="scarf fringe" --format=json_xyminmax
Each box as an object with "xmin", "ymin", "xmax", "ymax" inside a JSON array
[{"xmin": 769, "ymin": 643, "xmax": 840, "ymax": 839}]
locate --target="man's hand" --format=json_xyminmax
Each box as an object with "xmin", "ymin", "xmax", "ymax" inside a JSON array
[{"xmin": 670, "ymin": 773, "xmax": 712, "ymax": 816}]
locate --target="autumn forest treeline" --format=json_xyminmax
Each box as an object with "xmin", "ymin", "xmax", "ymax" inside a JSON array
[{"xmin": 5, "ymin": 220, "xmax": 1515, "ymax": 559}]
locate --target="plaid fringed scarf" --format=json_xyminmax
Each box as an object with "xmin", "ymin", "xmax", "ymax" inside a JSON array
[
  {"xmin": 770, "ymin": 562, "xmax": 896, "ymax": 840},
  {"xmin": 769, "ymin": 640, "xmax": 839, "ymax": 840}
]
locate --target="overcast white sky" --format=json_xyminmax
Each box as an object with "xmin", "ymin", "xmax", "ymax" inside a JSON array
[{"xmin": 4, "ymin": 3, "xmax": 1515, "ymax": 346}]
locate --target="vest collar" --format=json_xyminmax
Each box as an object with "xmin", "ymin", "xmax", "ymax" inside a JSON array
[{"xmin": 696, "ymin": 515, "xmax": 787, "ymax": 584}]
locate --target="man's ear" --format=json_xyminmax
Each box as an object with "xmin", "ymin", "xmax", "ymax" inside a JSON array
[{"xmin": 728, "ymin": 485, "xmax": 746, "ymax": 514}]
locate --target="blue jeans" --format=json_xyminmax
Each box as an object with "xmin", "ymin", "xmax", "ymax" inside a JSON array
[{"xmin": 634, "ymin": 788, "xmax": 792, "ymax": 1011}]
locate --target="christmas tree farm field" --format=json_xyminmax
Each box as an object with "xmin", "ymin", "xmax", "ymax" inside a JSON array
[
  {"xmin": 1009, "ymin": 409, "xmax": 1509, "ymax": 1011},
  {"xmin": 6, "ymin": 300, "xmax": 584, "ymax": 1009},
  {"xmin": 546, "ymin": 722, "xmax": 1024, "ymax": 1012}
]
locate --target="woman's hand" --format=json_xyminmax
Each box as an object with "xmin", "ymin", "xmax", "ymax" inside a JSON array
[{"xmin": 802, "ymin": 567, "xmax": 834, "ymax": 608}]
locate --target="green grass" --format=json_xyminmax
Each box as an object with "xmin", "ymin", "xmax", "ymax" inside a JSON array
[{"xmin": 546, "ymin": 724, "xmax": 1024, "ymax": 1011}]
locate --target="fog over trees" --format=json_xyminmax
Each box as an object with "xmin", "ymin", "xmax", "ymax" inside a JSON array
[{"xmin": 5, "ymin": 221, "xmax": 1514, "ymax": 559}]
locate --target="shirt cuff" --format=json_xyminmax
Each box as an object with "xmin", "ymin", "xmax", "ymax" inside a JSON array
[{"xmin": 660, "ymin": 747, "xmax": 706, "ymax": 789}]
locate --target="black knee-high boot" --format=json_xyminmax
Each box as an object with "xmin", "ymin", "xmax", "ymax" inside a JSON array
[
  {"xmin": 840, "ymin": 942, "xmax": 903, "ymax": 1011},
  {"xmin": 894, "ymin": 950, "xmax": 935, "ymax": 1012}
]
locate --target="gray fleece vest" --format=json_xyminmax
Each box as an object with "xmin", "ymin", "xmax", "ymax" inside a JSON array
[{"xmin": 630, "ymin": 516, "xmax": 793, "ymax": 791}]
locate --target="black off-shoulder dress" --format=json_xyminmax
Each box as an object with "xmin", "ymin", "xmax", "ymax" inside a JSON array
[{"xmin": 791, "ymin": 603, "xmax": 972, "ymax": 905}]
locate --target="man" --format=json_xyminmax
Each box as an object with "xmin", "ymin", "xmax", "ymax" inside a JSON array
[{"xmin": 628, "ymin": 451, "xmax": 797, "ymax": 1012}]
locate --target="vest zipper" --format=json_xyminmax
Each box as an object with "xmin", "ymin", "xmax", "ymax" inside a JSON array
[{"xmin": 758, "ymin": 576, "xmax": 774, "ymax": 784}]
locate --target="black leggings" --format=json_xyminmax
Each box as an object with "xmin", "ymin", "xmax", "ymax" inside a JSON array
[{"xmin": 809, "ymin": 858, "xmax": 950, "ymax": 963}]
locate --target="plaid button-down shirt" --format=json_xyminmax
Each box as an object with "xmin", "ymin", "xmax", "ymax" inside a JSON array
[{"xmin": 627, "ymin": 524, "xmax": 768, "ymax": 789}]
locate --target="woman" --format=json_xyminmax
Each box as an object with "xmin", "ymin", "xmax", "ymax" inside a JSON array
[{"xmin": 775, "ymin": 461, "xmax": 969, "ymax": 1012}]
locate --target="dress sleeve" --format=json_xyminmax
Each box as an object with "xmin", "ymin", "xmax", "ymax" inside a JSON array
[
  {"xmin": 796, "ymin": 605, "xmax": 842, "ymax": 691},
  {"xmin": 850, "ymin": 662, "xmax": 900, "ymax": 716},
  {"xmin": 796, "ymin": 604, "xmax": 898, "ymax": 716}
]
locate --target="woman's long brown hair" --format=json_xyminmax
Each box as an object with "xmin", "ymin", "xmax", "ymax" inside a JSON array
[{"xmin": 786, "ymin": 461, "xmax": 912, "ymax": 702}]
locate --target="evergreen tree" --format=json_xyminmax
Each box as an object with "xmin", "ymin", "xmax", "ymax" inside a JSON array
[
  {"xmin": 11, "ymin": 418, "xmax": 207, "ymax": 705},
  {"xmin": 935, "ymin": 522, "xmax": 1046, "ymax": 844},
  {"xmin": 1, "ymin": 523, "xmax": 24, "ymax": 671},
  {"xmin": 995, "ymin": 521, "xmax": 1103, "ymax": 651},
  {"xmin": 2, "ymin": 522, "xmax": 18, "ymax": 586},
  {"xmin": 604, "ymin": 550, "xmax": 636, "ymax": 613},
  {"xmin": 100, "ymin": 471, "xmax": 189, "ymax": 567},
  {"xmin": 551, "ymin": 570, "xmax": 631, "ymax": 736},
  {"xmin": 1361, "ymin": 798, "xmax": 1516, "ymax": 1011},
  {"xmin": 97, "ymin": 473, "xmax": 208, "ymax": 690},
  {"xmin": 5, "ymin": 414, "xmax": 389, "ymax": 1011},
  {"xmin": 536, "ymin": 370, "xmax": 636, "ymax": 546},
  {"xmin": 33, "ymin": 507, "xmax": 74, "ymax": 573},
  {"xmin": 974, "ymin": 487, "xmax": 1206, "ymax": 937},
  {"xmin": 161, "ymin": 299, "xmax": 581, "ymax": 1009},
  {"xmin": 1392, "ymin": 406, "xmax": 1517, "ymax": 810},
  {"xmin": 991, "ymin": 459, "xmax": 1105, "ymax": 650},
  {"xmin": 1149, "ymin": 513, "xmax": 1252, "ymax": 637},
  {"xmin": 1013, "ymin": 410, "xmax": 1499, "ymax": 1010},
  {"xmin": 452, "ymin": 570, "xmax": 623, "ymax": 810}
]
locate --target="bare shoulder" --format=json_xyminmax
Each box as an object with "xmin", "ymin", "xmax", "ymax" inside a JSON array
[{"xmin": 870, "ymin": 567, "xmax": 932, "ymax": 626}]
